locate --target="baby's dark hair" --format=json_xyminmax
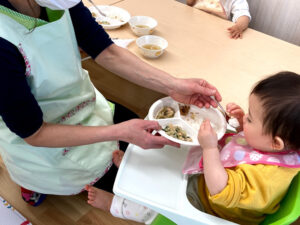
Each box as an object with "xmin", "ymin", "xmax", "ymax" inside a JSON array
[{"xmin": 251, "ymin": 71, "xmax": 300, "ymax": 150}]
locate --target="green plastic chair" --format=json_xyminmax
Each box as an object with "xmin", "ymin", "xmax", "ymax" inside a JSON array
[
  {"xmin": 151, "ymin": 214, "xmax": 176, "ymax": 225},
  {"xmin": 261, "ymin": 172, "xmax": 300, "ymax": 225},
  {"xmin": 151, "ymin": 173, "xmax": 300, "ymax": 225}
]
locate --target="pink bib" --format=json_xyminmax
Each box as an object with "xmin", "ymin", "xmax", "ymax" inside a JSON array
[{"xmin": 182, "ymin": 132, "xmax": 300, "ymax": 174}]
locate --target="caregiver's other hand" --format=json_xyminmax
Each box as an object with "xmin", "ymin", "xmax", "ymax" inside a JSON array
[
  {"xmin": 169, "ymin": 78, "xmax": 222, "ymax": 108},
  {"xmin": 119, "ymin": 119, "xmax": 180, "ymax": 149}
]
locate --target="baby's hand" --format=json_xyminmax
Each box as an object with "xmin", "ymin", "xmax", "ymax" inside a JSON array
[
  {"xmin": 198, "ymin": 119, "xmax": 218, "ymax": 149},
  {"xmin": 227, "ymin": 16, "xmax": 250, "ymax": 39},
  {"xmin": 227, "ymin": 24, "xmax": 244, "ymax": 39},
  {"xmin": 226, "ymin": 103, "xmax": 245, "ymax": 129},
  {"xmin": 186, "ymin": 0, "xmax": 196, "ymax": 6}
]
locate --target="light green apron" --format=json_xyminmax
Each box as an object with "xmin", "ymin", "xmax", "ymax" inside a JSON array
[{"xmin": 0, "ymin": 6, "xmax": 118, "ymax": 195}]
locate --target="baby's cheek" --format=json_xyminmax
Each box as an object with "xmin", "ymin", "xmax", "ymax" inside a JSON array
[
  {"xmin": 242, "ymin": 115, "xmax": 247, "ymax": 124},
  {"xmin": 242, "ymin": 122, "xmax": 249, "ymax": 137}
]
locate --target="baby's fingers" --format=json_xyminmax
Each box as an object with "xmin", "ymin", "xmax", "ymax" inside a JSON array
[
  {"xmin": 227, "ymin": 26, "xmax": 234, "ymax": 31},
  {"xmin": 230, "ymin": 108, "xmax": 244, "ymax": 117},
  {"xmin": 201, "ymin": 119, "xmax": 212, "ymax": 131},
  {"xmin": 231, "ymin": 31, "xmax": 240, "ymax": 39},
  {"xmin": 227, "ymin": 103, "xmax": 241, "ymax": 112}
]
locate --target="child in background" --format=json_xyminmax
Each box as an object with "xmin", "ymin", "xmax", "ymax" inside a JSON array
[
  {"xmin": 186, "ymin": 0, "xmax": 251, "ymax": 39},
  {"xmin": 186, "ymin": 71, "xmax": 300, "ymax": 224},
  {"xmin": 85, "ymin": 71, "xmax": 300, "ymax": 224}
]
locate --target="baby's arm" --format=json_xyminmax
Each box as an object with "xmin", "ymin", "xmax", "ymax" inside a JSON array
[
  {"xmin": 227, "ymin": 0, "xmax": 251, "ymax": 39},
  {"xmin": 198, "ymin": 120, "xmax": 228, "ymax": 195},
  {"xmin": 227, "ymin": 16, "xmax": 250, "ymax": 39},
  {"xmin": 186, "ymin": 0, "xmax": 196, "ymax": 6},
  {"xmin": 226, "ymin": 103, "xmax": 245, "ymax": 132}
]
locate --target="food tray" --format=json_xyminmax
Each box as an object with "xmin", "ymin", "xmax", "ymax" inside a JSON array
[{"xmin": 148, "ymin": 97, "xmax": 226, "ymax": 146}]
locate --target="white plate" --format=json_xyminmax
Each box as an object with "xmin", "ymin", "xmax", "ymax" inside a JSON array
[
  {"xmin": 148, "ymin": 97, "xmax": 227, "ymax": 146},
  {"xmin": 89, "ymin": 5, "xmax": 131, "ymax": 29}
]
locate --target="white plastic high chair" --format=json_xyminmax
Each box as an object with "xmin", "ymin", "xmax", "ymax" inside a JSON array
[{"xmin": 113, "ymin": 144, "xmax": 237, "ymax": 225}]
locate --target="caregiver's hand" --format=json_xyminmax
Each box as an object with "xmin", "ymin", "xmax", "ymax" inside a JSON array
[
  {"xmin": 96, "ymin": 45, "xmax": 222, "ymax": 109},
  {"xmin": 118, "ymin": 119, "xmax": 180, "ymax": 149},
  {"xmin": 168, "ymin": 78, "xmax": 222, "ymax": 108}
]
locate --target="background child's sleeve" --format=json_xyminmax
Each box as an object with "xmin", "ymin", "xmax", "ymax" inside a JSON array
[{"xmin": 230, "ymin": 0, "xmax": 251, "ymax": 23}]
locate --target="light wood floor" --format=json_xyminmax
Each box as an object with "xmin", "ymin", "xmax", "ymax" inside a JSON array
[
  {"xmin": 0, "ymin": 157, "xmax": 141, "ymax": 225},
  {"xmin": 1, "ymin": 156, "xmax": 299, "ymax": 225}
]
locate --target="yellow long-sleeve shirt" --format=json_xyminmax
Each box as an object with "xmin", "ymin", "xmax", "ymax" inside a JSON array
[{"xmin": 198, "ymin": 164, "xmax": 300, "ymax": 224}]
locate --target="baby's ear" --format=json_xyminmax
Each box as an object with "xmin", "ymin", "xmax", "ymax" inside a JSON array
[{"xmin": 272, "ymin": 136, "xmax": 285, "ymax": 151}]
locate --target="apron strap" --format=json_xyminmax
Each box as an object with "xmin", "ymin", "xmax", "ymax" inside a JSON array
[
  {"xmin": 0, "ymin": 5, "xmax": 64, "ymax": 29},
  {"xmin": 46, "ymin": 8, "xmax": 64, "ymax": 22}
]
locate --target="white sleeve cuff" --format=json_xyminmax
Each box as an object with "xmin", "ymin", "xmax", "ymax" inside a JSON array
[{"xmin": 232, "ymin": 10, "xmax": 251, "ymax": 23}]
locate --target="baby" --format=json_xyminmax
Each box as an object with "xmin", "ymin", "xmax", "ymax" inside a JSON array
[
  {"xmin": 187, "ymin": 0, "xmax": 251, "ymax": 39},
  {"xmin": 85, "ymin": 72, "xmax": 300, "ymax": 224},
  {"xmin": 186, "ymin": 71, "xmax": 300, "ymax": 224}
]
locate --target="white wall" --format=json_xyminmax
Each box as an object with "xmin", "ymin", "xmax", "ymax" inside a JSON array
[{"xmin": 248, "ymin": 0, "xmax": 300, "ymax": 46}]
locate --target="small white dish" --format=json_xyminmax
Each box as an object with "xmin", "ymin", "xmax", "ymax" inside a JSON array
[
  {"xmin": 136, "ymin": 35, "xmax": 168, "ymax": 58},
  {"xmin": 129, "ymin": 16, "xmax": 157, "ymax": 36},
  {"xmin": 89, "ymin": 5, "xmax": 131, "ymax": 29},
  {"xmin": 148, "ymin": 97, "xmax": 227, "ymax": 146}
]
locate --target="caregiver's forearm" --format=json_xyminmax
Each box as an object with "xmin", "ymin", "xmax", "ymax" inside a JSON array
[
  {"xmin": 24, "ymin": 122, "xmax": 123, "ymax": 147},
  {"xmin": 95, "ymin": 44, "xmax": 177, "ymax": 95}
]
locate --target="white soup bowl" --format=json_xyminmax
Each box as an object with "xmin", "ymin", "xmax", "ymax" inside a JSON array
[
  {"xmin": 136, "ymin": 35, "xmax": 168, "ymax": 58},
  {"xmin": 129, "ymin": 16, "xmax": 157, "ymax": 36}
]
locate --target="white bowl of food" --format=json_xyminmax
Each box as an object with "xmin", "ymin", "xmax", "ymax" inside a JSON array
[
  {"xmin": 89, "ymin": 5, "xmax": 131, "ymax": 29},
  {"xmin": 129, "ymin": 16, "xmax": 158, "ymax": 36},
  {"xmin": 136, "ymin": 35, "xmax": 168, "ymax": 58},
  {"xmin": 148, "ymin": 97, "xmax": 227, "ymax": 146}
]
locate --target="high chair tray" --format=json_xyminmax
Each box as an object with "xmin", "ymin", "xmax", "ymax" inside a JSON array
[{"xmin": 113, "ymin": 144, "xmax": 237, "ymax": 225}]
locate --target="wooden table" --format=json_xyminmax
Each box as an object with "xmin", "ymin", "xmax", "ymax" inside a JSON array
[
  {"xmin": 82, "ymin": 0, "xmax": 125, "ymax": 7},
  {"xmin": 82, "ymin": 0, "xmax": 300, "ymax": 118}
]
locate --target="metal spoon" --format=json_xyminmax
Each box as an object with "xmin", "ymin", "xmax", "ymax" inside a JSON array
[
  {"xmin": 87, "ymin": 0, "xmax": 107, "ymax": 17},
  {"xmin": 210, "ymin": 96, "xmax": 230, "ymax": 122},
  {"xmin": 88, "ymin": 0, "xmax": 122, "ymax": 25}
]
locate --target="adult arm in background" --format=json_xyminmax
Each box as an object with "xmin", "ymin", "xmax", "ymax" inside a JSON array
[{"xmin": 95, "ymin": 44, "xmax": 221, "ymax": 109}]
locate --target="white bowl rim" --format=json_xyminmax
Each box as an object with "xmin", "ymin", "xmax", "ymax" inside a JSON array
[
  {"xmin": 129, "ymin": 16, "xmax": 158, "ymax": 28},
  {"xmin": 129, "ymin": 15, "xmax": 157, "ymax": 21},
  {"xmin": 136, "ymin": 35, "xmax": 168, "ymax": 50}
]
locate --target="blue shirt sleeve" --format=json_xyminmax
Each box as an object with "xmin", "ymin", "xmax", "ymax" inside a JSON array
[
  {"xmin": 0, "ymin": 38, "xmax": 43, "ymax": 138},
  {"xmin": 69, "ymin": 1, "xmax": 114, "ymax": 59}
]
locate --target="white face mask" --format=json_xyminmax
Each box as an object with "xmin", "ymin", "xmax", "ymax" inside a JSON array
[{"xmin": 34, "ymin": 0, "xmax": 81, "ymax": 10}]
